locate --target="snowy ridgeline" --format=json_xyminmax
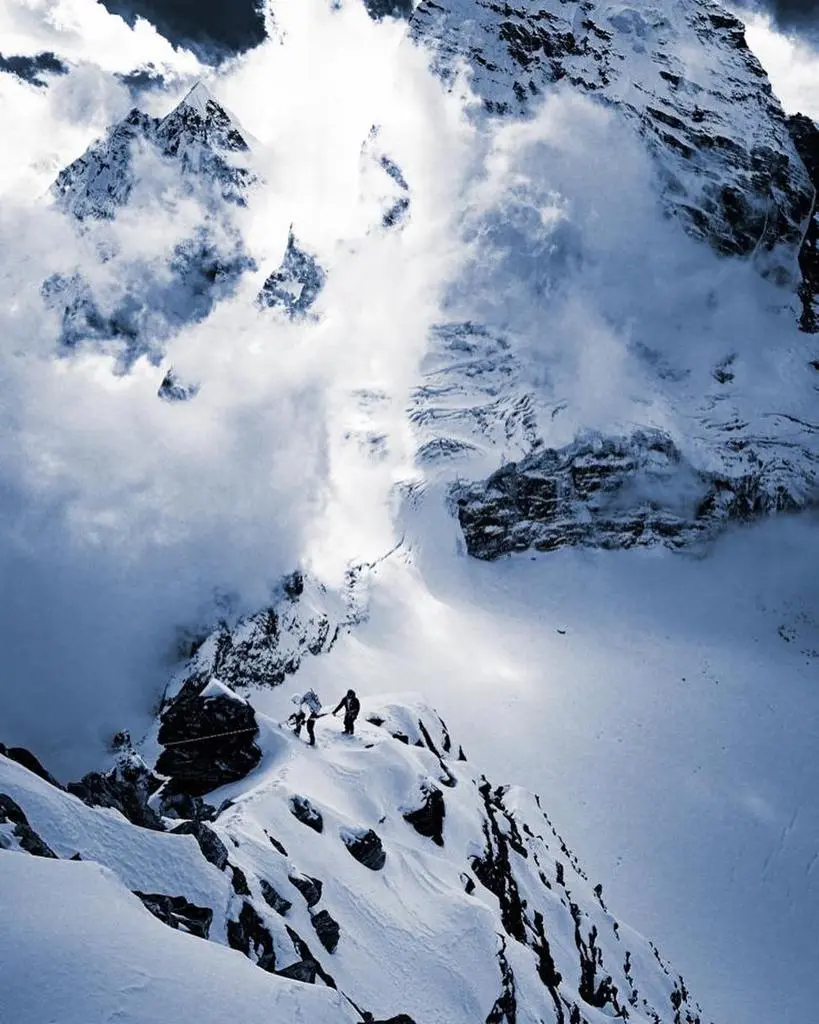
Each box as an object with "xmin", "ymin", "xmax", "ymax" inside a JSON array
[{"xmin": 0, "ymin": 684, "xmax": 706, "ymax": 1024}]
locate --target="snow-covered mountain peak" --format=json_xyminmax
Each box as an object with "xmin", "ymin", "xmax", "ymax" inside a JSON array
[
  {"xmin": 51, "ymin": 81, "xmax": 254, "ymax": 221},
  {"xmin": 411, "ymin": 0, "xmax": 814, "ymax": 281},
  {"xmin": 175, "ymin": 80, "xmax": 222, "ymax": 119}
]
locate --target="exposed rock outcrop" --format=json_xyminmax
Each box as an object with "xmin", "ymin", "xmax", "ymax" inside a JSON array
[
  {"xmin": 788, "ymin": 114, "xmax": 819, "ymax": 333},
  {"xmin": 256, "ymin": 230, "xmax": 326, "ymax": 319},
  {"xmin": 157, "ymin": 683, "xmax": 261, "ymax": 797},
  {"xmin": 169, "ymin": 571, "xmax": 339, "ymax": 697},
  {"xmin": 341, "ymin": 827, "xmax": 387, "ymax": 870},
  {"xmin": 133, "ymin": 892, "xmax": 213, "ymax": 938},
  {"xmin": 311, "ymin": 908, "xmax": 341, "ymax": 953},
  {"xmin": 289, "ymin": 873, "xmax": 323, "ymax": 908},
  {"xmin": 290, "ymin": 796, "xmax": 324, "ymax": 834},
  {"xmin": 454, "ymin": 428, "xmax": 814, "ymax": 559},
  {"xmin": 0, "ymin": 794, "xmax": 57, "ymax": 858},
  {"xmin": 403, "ymin": 782, "xmax": 446, "ymax": 846}
]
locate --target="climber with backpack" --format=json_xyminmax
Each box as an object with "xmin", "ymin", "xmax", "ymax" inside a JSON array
[
  {"xmin": 289, "ymin": 689, "xmax": 323, "ymax": 746},
  {"xmin": 333, "ymin": 688, "xmax": 361, "ymax": 736}
]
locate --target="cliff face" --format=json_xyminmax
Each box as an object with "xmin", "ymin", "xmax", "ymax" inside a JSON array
[
  {"xmin": 787, "ymin": 113, "xmax": 819, "ymax": 332},
  {"xmin": 411, "ymin": 0, "xmax": 813, "ymax": 280}
]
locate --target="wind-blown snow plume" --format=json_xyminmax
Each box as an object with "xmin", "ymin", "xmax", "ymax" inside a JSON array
[{"xmin": 0, "ymin": 0, "xmax": 474, "ymax": 773}]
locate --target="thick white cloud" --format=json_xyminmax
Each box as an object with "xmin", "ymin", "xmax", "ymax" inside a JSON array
[{"xmin": 742, "ymin": 11, "xmax": 819, "ymax": 118}]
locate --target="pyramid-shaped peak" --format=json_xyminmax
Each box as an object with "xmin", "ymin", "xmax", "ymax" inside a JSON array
[{"xmin": 177, "ymin": 80, "xmax": 220, "ymax": 118}]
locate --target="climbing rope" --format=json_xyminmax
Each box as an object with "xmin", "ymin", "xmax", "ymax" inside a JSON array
[{"xmin": 161, "ymin": 727, "xmax": 258, "ymax": 748}]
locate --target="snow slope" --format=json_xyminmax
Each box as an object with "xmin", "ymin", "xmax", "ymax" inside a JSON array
[
  {"xmin": 0, "ymin": 855, "xmax": 357, "ymax": 1024},
  {"xmin": 1, "ymin": 687, "xmax": 708, "ymax": 1024}
]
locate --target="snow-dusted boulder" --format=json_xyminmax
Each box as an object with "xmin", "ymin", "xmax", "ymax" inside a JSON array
[{"xmin": 156, "ymin": 682, "xmax": 261, "ymax": 798}]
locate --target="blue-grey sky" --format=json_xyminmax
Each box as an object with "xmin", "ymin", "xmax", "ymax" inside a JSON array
[{"xmin": 98, "ymin": 0, "xmax": 413, "ymax": 62}]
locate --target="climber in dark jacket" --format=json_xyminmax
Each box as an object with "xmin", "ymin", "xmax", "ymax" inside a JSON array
[{"xmin": 333, "ymin": 689, "xmax": 361, "ymax": 735}]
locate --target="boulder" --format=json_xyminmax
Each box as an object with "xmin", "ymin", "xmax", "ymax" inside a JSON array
[
  {"xmin": 289, "ymin": 795, "xmax": 323, "ymax": 833},
  {"xmin": 288, "ymin": 873, "xmax": 323, "ymax": 907},
  {"xmin": 133, "ymin": 892, "xmax": 213, "ymax": 939},
  {"xmin": 170, "ymin": 820, "xmax": 229, "ymax": 870},
  {"xmin": 403, "ymin": 783, "xmax": 446, "ymax": 847},
  {"xmin": 156, "ymin": 684, "xmax": 261, "ymax": 797},
  {"xmin": 311, "ymin": 909, "xmax": 340, "ymax": 953},
  {"xmin": 341, "ymin": 827, "xmax": 386, "ymax": 870},
  {"xmin": 260, "ymin": 879, "xmax": 292, "ymax": 915}
]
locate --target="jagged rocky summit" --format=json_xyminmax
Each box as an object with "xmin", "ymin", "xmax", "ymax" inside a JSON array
[
  {"xmin": 1, "ymin": 684, "xmax": 709, "ymax": 1024},
  {"xmin": 43, "ymin": 82, "xmax": 257, "ymax": 370},
  {"xmin": 52, "ymin": 81, "xmax": 255, "ymax": 219}
]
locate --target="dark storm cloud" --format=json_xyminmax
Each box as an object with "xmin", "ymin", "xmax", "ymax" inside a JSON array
[
  {"xmin": 98, "ymin": 0, "xmax": 267, "ymax": 63},
  {"xmin": 735, "ymin": 0, "xmax": 819, "ymax": 39},
  {"xmin": 363, "ymin": 0, "xmax": 413, "ymax": 19},
  {"xmin": 0, "ymin": 52, "xmax": 68, "ymax": 88},
  {"xmin": 116, "ymin": 64, "xmax": 168, "ymax": 95}
]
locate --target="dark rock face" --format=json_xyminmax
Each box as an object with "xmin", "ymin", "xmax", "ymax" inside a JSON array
[
  {"xmin": 256, "ymin": 230, "xmax": 327, "ymax": 319},
  {"xmin": 311, "ymin": 908, "xmax": 341, "ymax": 953},
  {"xmin": 133, "ymin": 891, "xmax": 213, "ymax": 938},
  {"xmin": 158, "ymin": 367, "xmax": 200, "ymax": 402},
  {"xmin": 410, "ymin": 0, "xmax": 813, "ymax": 282},
  {"xmin": 364, "ymin": 0, "xmax": 413, "ymax": 20},
  {"xmin": 341, "ymin": 827, "xmax": 386, "ymax": 870},
  {"xmin": 788, "ymin": 114, "xmax": 819, "ymax": 333},
  {"xmin": 68, "ymin": 753, "xmax": 164, "ymax": 831},
  {"xmin": 0, "ymin": 794, "xmax": 57, "ymax": 858},
  {"xmin": 454, "ymin": 429, "xmax": 810, "ymax": 559},
  {"xmin": 403, "ymin": 783, "xmax": 446, "ymax": 846},
  {"xmin": 98, "ymin": 1, "xmax": 265, "ymax": 64},
  {"xmin": 289, "ymin": 796, "xmax": 324, "ymax": 833},
  {"xmin": 156, "ymin": 689, "xmax": 261, "ymax": 797},
  {"xmin": 485, "ymin": 938, "xmax": 517, "ymax": 1024},
  {"xmin": 260, "ymin": 879, "xmax": 292, "ymax": 915},
  {"xmin": 226, "ymin": 901, "xmax": 277, "ymax": 972},
  {"xmin": 285, "ymin": 925, "xmax": 338, "ymax": 987},
  {"xmin": 170, "ymin": 820, "xmax": 229, "ymax": 870},
  {"xmin": 277, "ymin": 959, "xmax": 318, "ymax": 983},
  {"xmin": 289, "ymin": 873, "xmax": 323, "ymax": 907}
]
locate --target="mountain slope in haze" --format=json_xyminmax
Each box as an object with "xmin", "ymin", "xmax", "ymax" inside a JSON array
[
  {"xmin": 411, "ymin": 0, "xmax": 812, "ymax": 279},
  {"xmin": 405, "ymin": 0, "xmax": 819, "ymax": 557}
]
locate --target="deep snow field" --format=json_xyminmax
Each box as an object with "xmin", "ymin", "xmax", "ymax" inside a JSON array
[{"xmin": 277, "ymin": 511, "xmax": 819, "ymax": 1024}]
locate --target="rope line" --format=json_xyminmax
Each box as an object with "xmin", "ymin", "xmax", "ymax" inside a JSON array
[{"xmin": 161, "ymin": 727, "xmax": 258, "ymax": 748}]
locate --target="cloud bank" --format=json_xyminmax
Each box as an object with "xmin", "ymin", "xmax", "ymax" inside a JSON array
[{"xmin": 0, "ymin": 0, "xmax": 814, "ymax": 779}]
